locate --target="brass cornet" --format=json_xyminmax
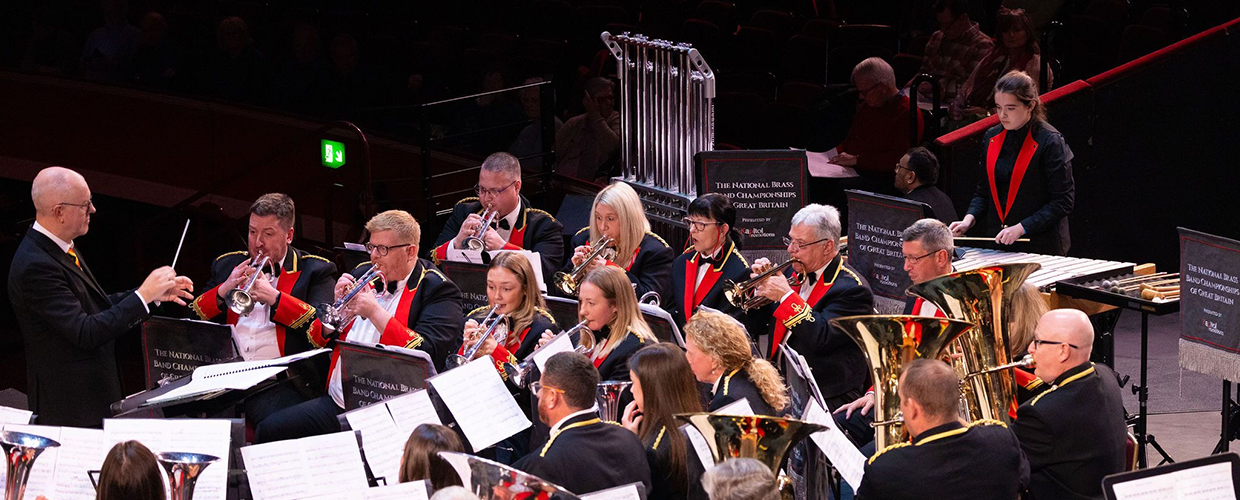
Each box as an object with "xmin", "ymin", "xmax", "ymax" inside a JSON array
[
  {"xmin": 507, "ymin": 320, "xmax": 596, "ymax": 388},
  {"xmin": 463, "ymin": 207, "xmax": 499, "ymax": 252},
  {"xmin": 316, "ymin": 265, "xmax": 387, "ymax": 336},
  {"xmin": 445, "ymin": 305, "xmax": 508, "ymax": 370},
  {"xmin": 722, "ymin": 258, "xmax": 805, "ymax": 312},
  {"xmin": 223, "ymin": 254, "xmax": 277, "ymax": 316},
  {"xmin": 553, "ymin": 236, "xmax": 616, "ymax": 296}
]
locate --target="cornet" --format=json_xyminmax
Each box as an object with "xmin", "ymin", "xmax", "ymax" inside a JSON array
[
  {"xmin": 463, "ymin": 207, "xmax": 499, "ymax": 252},
  {"xmin": 445, "ymin": 306, "xmax": 508, "ymax": 370},
  {"xmin": 223, "ymin": 254, "xmax": 277, "ymax": 316},
  {"xmin": 507, "ymin": 320, "xmax": 596, "ymax": 388},
  {"xmin": 316, "ymin": 265, "xmax": 386, "ymax": 336},
  {"xmin": 722, "ymin": 258, "xmax": 805, "ymax": 312},
  {"xmin": 553, "ymin": 236, "xmax": 616, "ymax": 296}
]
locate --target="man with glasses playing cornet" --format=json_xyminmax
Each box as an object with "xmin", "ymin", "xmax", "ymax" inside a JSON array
[{"xmin": 256, "ymin": 209, "xmax": 463, "ymax": 443}]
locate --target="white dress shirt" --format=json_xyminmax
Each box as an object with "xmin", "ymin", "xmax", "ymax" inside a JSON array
[{"xmin": 328, "ymin": 269, "xmax": 412, "ymax": 408}]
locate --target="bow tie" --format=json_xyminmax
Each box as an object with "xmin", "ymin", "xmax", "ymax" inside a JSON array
[
  {"xmin": 497, "ymin": 218, "xmax": 511, "ymax": 230},
  {"xmin": 698, "ymin": 252, "xmax": 722, "ymax": 267},
  {"xmin": 385, "ymin": 281, "xmax": 401, "ymax": 294},
  {"xmin": 803, "ymin": 272, "xmax": 818, "ymax": 285}
]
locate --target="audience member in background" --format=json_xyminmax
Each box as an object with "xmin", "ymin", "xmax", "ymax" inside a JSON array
[
  {"xmin": 399, "ymin": 423, "xmax": 465, "ymax": 490},
  {"xmin": 895, "ymin": 147, "xmax": 958, "ymax": 223},
  {"xmin": 23, "ymin": 7, "xmax": 79, "ymax": 77},
  {"xmin": 555, "ymin": 77, "xmax": 621, "ymax": 183},
  {"xmin": 509, "ymin": 77, "xmax": 563, "ymax": 162},
  {"xmin": 951, "ymin": 8, "xmax": 1046, "ymax": 125},
  {"xmin": 831, "ymin": 57, "xmax": 924, "ymax": 195},
  {"xmin": 911, "ymin": 0, "xmax": 994, "ymax": 102},
  {"xmin": 701, "ymin": 458, "xmax": 778, "ymax": 500},
  {"xmin": 200, "ymin": 16, "xmax": 268, "ymax": 104},
  {"xmin": 271, "ymin": 23, "xmax": 328, "ymax": 115},
  {"xmin": 322, "ymin": 33, "xmax": 379, "ymax": 118},
  {"xmin": 81, "ymin": 0, "xmax": 141, "ymax": 83},
  {"xmin": 131, "ymin": 12, "xmax": 177, "ymax": 89},
  {"xmin": 622, "ymin": 343, "xmax": 706, "ymax": 500},
  {"xmin": 94, "ymin": 440, "xmax": 166, "ymax": 500}
]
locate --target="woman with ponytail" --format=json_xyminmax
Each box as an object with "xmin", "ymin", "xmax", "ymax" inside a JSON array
[{"xmin": 683, "ymin": 310, "xmax": 790, "ymax": 416}]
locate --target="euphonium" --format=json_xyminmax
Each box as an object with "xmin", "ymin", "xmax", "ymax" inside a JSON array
[
  {"xmin": 507, "ymin": 320, "xmax": 595, "ymax": 389},
  {"xmin": 828, "ymin": 315, "xmax": 976, "ymax": 450},
  {"xmin": 676, "ymin": 414, "xmax": 825, "ymax": 500},
  {"xmin": 2, "ymin": 430, "xmax": 60, "ymax": 500},
  {"xmin": 464, "ymin": 207, "xmax": 499, "ymax": 252},
  {"xmin": 316, "ymin": 265, "xmax": 387, "ymax": 336},
  {"xmin": 223, "ymin": 254, "xmax": 277, "ymax": 316},
  {"xmin": 722, "ymin": 258, "xmax": 805, "ymax": 312},
  {"xmin": 437, "ymin": 452, "xmax": 581, "ymax": 500},
  {"xmin": 553, "ymin": 236, "xmax": 616, "ymax": 296},
  {"xmin": 157, "ymin": 452, "xmax": 219, "ymax": 500},
  {"xmin": 906, "ymin": 263, "xmax": 1041, "ymax": 424},
  {"xmin": 446, "ymin": 306, "xmax": 508, "ymax": 370}
]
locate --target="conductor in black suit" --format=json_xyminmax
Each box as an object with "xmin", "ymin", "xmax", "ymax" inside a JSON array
[
  {"xmin": 8, "ymin": 166, "xmax": 194, "ymax": 427},
  {"xmin": 1015, "ymin": 309, "xmax": 1128, "ymax": 500}
]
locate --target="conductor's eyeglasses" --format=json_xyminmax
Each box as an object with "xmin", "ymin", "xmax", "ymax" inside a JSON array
[
  {"xmin": 365, "ymin": 243, "xmax": 411, "ymax": 257},
  {"xmin": 58, "ymin": 199, "xmax": 93, "ymax": 211}
]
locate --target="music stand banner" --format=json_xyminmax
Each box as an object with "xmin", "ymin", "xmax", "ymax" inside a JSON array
[
  {"xmin": 697, "ymin": 150, "xmax": 808, "ymax": 250},
  {"xmin": 1178, "ymin": 228, "xmax": 1240, "ymax": 382},
  {"xmin": 142, "ymin": 316, "xmax": 237, "ymax": 389},
  {"xmin": 845, "ymin": 190, "xmax": 929, "ymax": 300},
  {"xmin": 340, "ymin": 342, "xmax": 435, "ymax": 410},
  {"xmin": 439, "ymin": 260, "xmax": 491, "ymax": 313}
]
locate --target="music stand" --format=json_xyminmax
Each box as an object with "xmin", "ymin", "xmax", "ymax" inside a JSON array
[
  {"xmin": 544, "ymin": 296, "xmax": 581, "ymax": 329},
  {"xmin": 142, "ymin": 316, "xmax": 239, "ymax": 389},
  {"xmin": 339, "ymin": 342, "xmax": 437, "ymax": 411},
  {"xmin": 640, "ymin": 304, "xmax": 685, "ymax": 347},
  {"xmin": 1103, "ymin": 453, "xmax": 1240, "ymax": 500}
]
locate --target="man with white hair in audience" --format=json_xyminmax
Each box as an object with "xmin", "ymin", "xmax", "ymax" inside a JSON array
[{"xmin": 830, "ymin": 57, "xmax": 924, "ymax": 195}]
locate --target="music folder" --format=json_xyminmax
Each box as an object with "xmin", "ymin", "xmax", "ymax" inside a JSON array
[
  {"xmin": 1103, "ymin": 452, "xmax": 1240, "ymax": 500},
  {"xmin": 339, "ymin": 341, "xmax": 437, "ymax": 411},
  {"xmin": 142, "ymin": 315, "xmax": 238, "ymax": 389}
]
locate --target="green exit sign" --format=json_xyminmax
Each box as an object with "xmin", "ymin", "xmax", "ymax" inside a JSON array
[{"xmin": 321, "ymin": 140, "xmax": 345, "ymax": 168}]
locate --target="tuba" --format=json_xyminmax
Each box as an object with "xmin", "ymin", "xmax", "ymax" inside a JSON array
[
  {"xmin": 2, "ymin": 430, "xmax": 60, "ymax": 500},
  {"xmin": 828, "ymin": 315, "xmax": 976, "ymax": 450},
  {"xmin": 676, "ymin": 414, "xmax": 825, "ymax": 500},
  {"xmin": 722, "ymin": 259, "xmax": 805, "ymax": 312},
  {"xmin": 596, "ymin": 381, "xmax": 632, "ymax": 423},
  {"xmin": 437, "ymin": 451, "xmax": 580, "ymax": 500},
  {"xmin": 906, "ymin": 263, "xmax": 1041, "ymax": 424},
  {"xmin": 157, "ymin": 452, "xmax": 219, "ymax": 500},
  {"xmin": 553, "ymin": 237, "xmax": 616, "ymax": 297}
]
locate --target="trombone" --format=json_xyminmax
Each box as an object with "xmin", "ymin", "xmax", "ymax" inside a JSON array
[
  {"xmin": 722, "ymin": 258, "xmax": 805, "ymax": 312},
  {"xmin": 445, "ymin": 305, "xmax": 508, "ymax": 370},
  {"xmin": 316, "ymin": 266, "xmax": 386, "ymax": 336},
  {"xmin": 463, "ymin": 206, "xmax": 499, "ymax": 252},
  {"xmin": 553, "ymin": 236, "xmax": 616, "ymax": 296},
  {"xmin": 507, "ymin": 320, "xmax": 596, "ymax": 388},
  {"xmin": 223, "ymin": 254, "xmax": 277, "ymax": 316}
]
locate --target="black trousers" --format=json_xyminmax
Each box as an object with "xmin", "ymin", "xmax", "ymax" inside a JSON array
[{"xmin": 255, "ymin": 395, "xmax": 342, "ymax": 443}]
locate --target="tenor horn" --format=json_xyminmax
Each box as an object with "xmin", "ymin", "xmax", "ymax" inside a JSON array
[
  {"xmin": 828, "ymin": 315, "xmax": 976, "ymax": 450},
  {"xmin": 2, "ymin": 430, "xmax": 60, "ymax": 500},
  {"xmin": 676, "ymin": 414, "xmax": 825, "ymax": 500},
  {"xmin": 437, "ymin": 452, "xmax": 580, "ymax": 500},
  {"xmin": 906, "ymin": 263, "xmax": 1041, "ymax": 424},
  {"xmin": 157, "ymin": 452, "xmax": 220, "ymax": 500}
]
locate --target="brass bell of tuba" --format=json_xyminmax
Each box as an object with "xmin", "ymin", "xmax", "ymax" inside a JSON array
[
  {"xmin": 437, "ymin": 451, "xmax": 581, "ymax": 500},
  {"xmin": 906, "ymin": 263, "xmax": 1041, "ymax": 424},
  {"xmin": 828, "ymin": 315, "xmax": 976, "ymax": 450},
  {"xmin": 676, "ymin": 414, "xmax": 825, "ymax": 500}
]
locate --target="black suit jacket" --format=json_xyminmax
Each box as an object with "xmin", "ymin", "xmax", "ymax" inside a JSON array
[
  {"xmin": 514, "ymin": 412, "xmax": 653, "ymax": 495},
  {"xmin": 903, "ymin": 184, "xmax": 959, "ymax": 224},
  {"xmin": 566, "ymin": 229, "xmax": 675, "ymax": 302},
  {"xmin": 666, "ymin": 239, "xmax": 762, "ymax": 334},
  {"xmin": 857, "ymin": 420, "xmax": 1030, "ymax": 500},
  {"xmin": 431, "ymin": 195, "xmax": 565, "ymax": 283},
  {"xmin": 967, "ymin": 121, "xmax": 1075, "ymax": 255},
  {"xmin": 1014, "ymin": 362, "xmax": 1128, "ymax": 500},
  {"xmin": 644, "ymin": 424, "xmax": 707, "ymax": 500},
  {"xmin": 756, "ymin": 256, "xmax": 874, "ymax": 404},
  {"xmin": 592, "ymin": 325, "xmax": 649, "ymax": 382},
  {"xmin": 709, "ymin": 368, "xmax": 780, "ymax": 417},
  {"xmin": 8, "ymin": 228, "xmax": 151, "ymax": 427}
]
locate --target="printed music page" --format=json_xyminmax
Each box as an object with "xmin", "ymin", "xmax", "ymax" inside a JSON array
[
  {"xmin": 385, "ymin": 389, "xmax": 443, "ymax": 435},
  {"xmin": 1111, "ymin": 461, "xmax": 1235, "ymax": 500},
  {"xmin": 241, "ymin": 431, "xmax": 369, "ymax": 500},
  {"xmin": 714, "ymin": 398, "xmax": 755, "ymax": 416},
  {"xmin": 531, "ymin": 330, "xmax": 574, "ymax": 372},
  {"xmin": 0, "ymin": 424, "xmax": 60, "ymax": 499},
  {"xmin": 491, "ymin": 249, "xmax": 545, "ymax": 292},
  {"xmin": 581, "ymin": 482, "xmax": 643, "ymax": 500},
  {"xmin": 52, "ymin": 426, "xmax": 106, "ymax": 500},
  {"xmin": 446, "ymin": 249, "xmax": 486, "ymax": 264},
  {"xmin": 364, "ymin": 479, "xmax": 431, "ymax": 500},
  {"xmin": 344, "ymin": 403, "xmax": 405, "ymax": 485},
  {"xmin": 682, "ymin": 424, "xmax": 716, "ymax": 471},
  {"xmin": 0, "ymin": 405, "xmax": 33, "ymax": 425},
  {"xmin": 427, "ymin": 357, "xmax": 532, "ymax": 452},
  {"xmin": 103, "ymin": 418, "xmax": 231, "ymax": 500},
  {"xmin": 805, "ymin": 149, "xmax": 860, "ymax": 179},
  {"xmin": 803, "ymin": 400, "xmax": 867, "ymax": 489}
]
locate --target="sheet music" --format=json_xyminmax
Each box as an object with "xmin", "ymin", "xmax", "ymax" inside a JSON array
[
  {"xmin": 147, "ymin": 366, "xmax": 286, "ymax": 404},
  {"xmin": 103, "ymin": 419, "xmax": 231, "ymax": 500},
  {"xmin": 427, "ymin": 357, "xmax": 531, "ymax": 452},
  {"xmin": 531, "ymin": 329, "xmax": 574, "ymax": 372},
  {"xmin": 446, "ymin": 249, "xmax": 486, "ymax": 264},
  {"xmin": 491, "ymin": 250, "xmax": 546, "ymax": 292},
  {"xmin": 802, "ymin": 400, "xmax": 866, "ymax": 489},
  {"xmin": 345, "ymin": 403, "xmax": 405, "ymax": 485},
  {"xmin": 364, "ymin": 480, "xmax": 431, "ymax": 500},
  {"xmin": 241, "ymin": 431, "xmax": 369, "ymax": 500},
  {"xmin": 0, "ymin": 424, "xmax": 60, "ymax": 499},
  {"xmin": 0, "ymin": 405, "xmax": 33, "ymax": 425},
  {"xmin": 386, "ymin": 389, "xmax": 443, "ymax": 435},
  {"xmin": 1111, "ymin": 461, "xmax": 1235, "ymax": 500},
  {"xmin": 714, "ymin": 398, "xmax": 755, "ymax": 416},
  {"xmin": 682, "ymin": 424, "xmax": 716, "ymax": 472},
  {"xmin": 783, "ymin": 345, "xmax": 826, "ymax": 409},
  {"xmin": 581, "ymin": 482, "xmax": 643, "ymax": 500},
  {"xmin": 805, "ymin": 149, "xmax": 860, "ymax": 179}
]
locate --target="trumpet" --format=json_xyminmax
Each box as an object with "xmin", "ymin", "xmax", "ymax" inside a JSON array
[
  {"xmin": 553, "ymin": 236, "xmax": 616, "ymax": 296},
  {"xmin": 223, "ymin": 255, "xmax": 277, "ymax": 316},
  {"xmin": 445, "ymin": 306, "xmax": 508, "ymax": 370},
  {"xmin": 965, "ymin": 354, "xmax": 1034, "ymax": 380},
  {"xmin": 507, "ymin": 320, "xmax": 596, "ymax": 388},
  {"xmin": 722, "ymin": 258, "xmax": 805, "ymax": 312},
  {"xmin": 316, "ymin": 266, "xmax": 386, "ymax": 336},
  {"xmin": 463, "ymin": 207, "xmax": 499, "ymax": 252}
]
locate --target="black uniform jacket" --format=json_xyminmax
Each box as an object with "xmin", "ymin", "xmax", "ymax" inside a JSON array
[
  {"xmin": 514, "ymin": 411, "xmax": 653, "ymax": 495},
  {"xmin": 857, "ymin": 419, "xmax": 1030, "ymax": 500},
  {"xmin": 566, "ymin": 228, "xmax": 674, "ymax": 302},
  {"xmin": 1014, "ymin": 362, "xmax": 1128, "ymax": 500}
]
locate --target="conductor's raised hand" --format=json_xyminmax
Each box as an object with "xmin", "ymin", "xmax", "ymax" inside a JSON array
[{"xmin": 139, "ymin": 266, "xmax": 194, "ymax": 306}]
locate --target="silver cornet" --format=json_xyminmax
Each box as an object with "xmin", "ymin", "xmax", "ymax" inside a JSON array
[
  {"xmin": 553, "ymin": 236, "xmax": 616, "ymax": 296},
  {"xmin": 464, "ymin": 207, "xmax": 499, "ymax": 252},
  {"xmin": 507, "ymin": 320, "xmax": 596, "ymax": 388},
  {"xmin": 317, "ymin": 265, "xmax": 386, "ymax": 336},
  {"xmin": 446, "ymin": 305, "xmax": 508, "ymax": 370},
  {"xmin": 224, "ymin": 254, "xmax": 277, "ymax": 316}
]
